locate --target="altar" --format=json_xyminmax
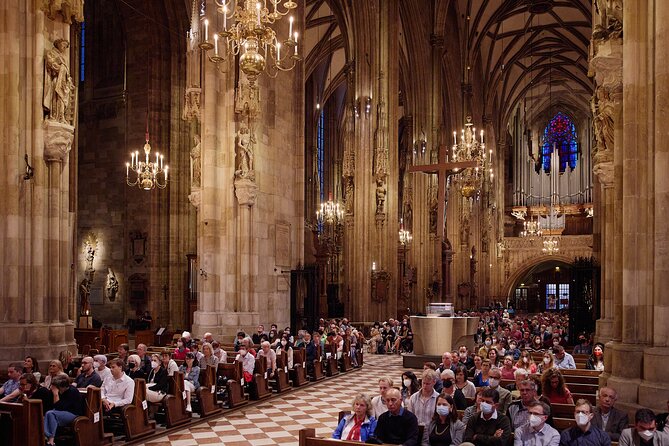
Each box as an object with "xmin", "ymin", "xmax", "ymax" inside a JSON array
[{"xmin": 403, "ymin": 312, "xmax": 478, "ymax": 368}]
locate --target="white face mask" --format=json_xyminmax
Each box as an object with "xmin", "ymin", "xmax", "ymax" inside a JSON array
[
  {"xmin": 543, "ymin": 358, "xmax": 551, "ymax": 364},
  {"xmin": 523, "ymin": 357, "xmax": 529, "ymax": 364},
  {"xmin": 485, "ymin": 340, "xmax": 492, "ymax": 346},
  {"xmin": 93, "ymin": 361, "xmax": 100, "ymax": 369},
  {"xmin": 239, "ymin": 349, "xmax": 247, "ymax": 356},
  {"xmin": 639, "ymin": 430, "xmax": 655, "ymax": 441},
  {"xmin": 529, "ymin": 414, "xmax": 544, "ymax": 428},
  {"xmin": 480, "ymin": 402, "xmax": 494, "ymax": 415},
  {"xmin": 151, "ymin": 361, "xmax": 160, "ymax": 369},
  {"xmin": 403, "ymin": 379, "xmax": 412, "ymax": 388},
  {"xmin": 575, "ymin": 413, "xmax": 590, "ymax": 427},
  {"xmin": 488, "ymin": 378, "xmax": 500, "ymax": 388}
]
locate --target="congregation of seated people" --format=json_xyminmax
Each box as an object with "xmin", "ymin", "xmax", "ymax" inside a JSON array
[{"xmin": 3, "ymin": 311, "xmax": 669, "ymax": 446}]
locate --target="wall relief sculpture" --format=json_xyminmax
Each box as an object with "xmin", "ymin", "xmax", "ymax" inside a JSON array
[
  {"xmin": 44, "ymin": 39, "xmax": 75, "ymax": 125},
  {"xmin": 235, "ymin": 127, "xmax": 255, "ymax": 180},
  {"xmin": 41, "ymin": 0, "xmax": 84, "ymax": 24},
  {"xmin": 106, "ymin": 268, "xmax": 119, "ymax": 302}
]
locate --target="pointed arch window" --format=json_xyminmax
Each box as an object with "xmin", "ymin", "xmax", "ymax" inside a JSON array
[
  {"xmin": 317, "ymin": 110, "xmax": 325, "ymax": 203},
  {"xmin": 540, "ymin": 112, "xmax": 579, "ymax": 173}
]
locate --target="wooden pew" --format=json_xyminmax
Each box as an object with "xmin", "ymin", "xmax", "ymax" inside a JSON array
[
  {"xmin": 0, "ymin": 399, "xmax": 44, "ymax": 446},
  {"xmin": 324, "ymin": 343, "xmax": 339, "ymax": 377},
  {"xmin": 571, "ymin": 393, "xmax": 596, "ymax": 405},
  {"xmin": 290, "ymin": 348, "xmax": 309, "ymax": 387},
  {"xmin": 163, "ymin": 371, "xmax": 192, "ymax": 428},
  {"xmin": 71, "ymin": 387, "xmax": 113, "ymax": 446},
  {"xmin": 311, "ymin": 345, "xmax": 326, "ymax": 381},
  {"xmin": 273, "ymin": 350, "xmax": 292, "ymax": 393},
  {"xmin": 561, "ymin": 369, "xmax": 601, "ymax": 378},
  {"xmin": 121, "ymin": 378, "xmax": 156, "ymax": 440},
  {"xmin": 564, "ymin": 375, "xmax": 599, "ymax": 385},
  {"xmin": 217, "ymin": 360, "xmax": 248, "ymax": 408},
  {"xmin": 356, "ymin": 347, "xmax": 364, "ymax": 367},
  {"xmin": 565, "ymin": 382, "xmax": 598, "ymax": 395},
  {"xmin": 135, "ymin": 330, "xmax": 155, "ymax": 348},
  {"xmin": 550, "ymin": 403, "xmax": 576, "ymax": 419},
  {"xmin": 197, "ymin": 365, "xmax": 223, "ymax": 417},
  {"xmin": 340, "ymin": 339, "xmax": 353, "ymax": 372},
  {"xmin": 249, "ymin": 356, "xmax": 272, "ymax": 400},
  {"xmin": 553, "ymin": 417, "xmax": 577, "ymax": 431}
]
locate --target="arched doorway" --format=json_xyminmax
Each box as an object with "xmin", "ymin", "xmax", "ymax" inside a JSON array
[{"xmin": 508, "ymin": 259, "xmax": 574, "ymax": 313}]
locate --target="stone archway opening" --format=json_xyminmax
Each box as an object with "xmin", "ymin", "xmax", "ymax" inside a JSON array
[{"xmin": 508, "ymin": 259, "xmax": 574, "ymax": 314}]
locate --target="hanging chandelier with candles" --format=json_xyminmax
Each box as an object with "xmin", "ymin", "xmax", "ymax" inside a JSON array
[
  {"xmin": 542, "ymin": 236, "xmax": 560, "ymax": 255},
  {"xmin": 198, "ymin": 0, "xmax": 301, "ymax": 83},
  {"xmin": 399, "ymin": 218, "xmax": 412, "ymax": 246},
  {"xmin": 316, "ymin": 192, "xmax": 344, "ymax": 227},
  {"xmin": 451, "ymin": 116, "xmax": 492, "ymax": 199},
  {"xmin": 520, "ymin": 216, "xmax": 542, "ymax": 238},
  {"xmin": 126, "ymin": 127, "xmax": 168, "ymax": 191}
]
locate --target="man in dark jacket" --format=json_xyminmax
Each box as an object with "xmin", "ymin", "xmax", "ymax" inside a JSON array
[
  {"xmin": 464, "ymin": 388, "xmax": 512, "ymax": 446},
  {"xmin": 44, "ymin": 375, "xmax": 85, "ymax": 446},
  {"xmin": 371, "ymin": 388, "xmax": 419, "ymax": 445},
  {"xmin": 592, "ymin": 387, "xmax": 629, "ymax": 441}
]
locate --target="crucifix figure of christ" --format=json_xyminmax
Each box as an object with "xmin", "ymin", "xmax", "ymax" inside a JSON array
[{"xmin": 409, "ymin": 144, "xmax": 476, "ymax": 300}]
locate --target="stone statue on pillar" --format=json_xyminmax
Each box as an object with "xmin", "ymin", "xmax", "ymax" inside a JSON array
[
  {"xmin": 44, "ymin": 39, "xmax": 75, "ymax": 125},
  {"xmin": 106, "ymin": 268, "xmax": 119, "ymax": 302},
  {"xmin": 190, "ymin": 134, "xmax": 202, "ymax": 188},
  {"xmin": 375, "ymin": 178, "xmax": 386, "ymax": 215}
]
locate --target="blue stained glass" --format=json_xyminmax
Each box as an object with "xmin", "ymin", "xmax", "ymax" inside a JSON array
[
  {"xmin": 317, "ymin": 111, "xmax": 325, "ymax": 233},
  {"xmin": 541, "ymin": 112, "xmax": 578, "ymax": 173}
]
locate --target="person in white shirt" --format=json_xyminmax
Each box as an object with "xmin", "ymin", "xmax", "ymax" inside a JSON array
[
  {"xmin": 101, "ymin": 358, "xmax": 135, "ymax": 411},
  {"xmin": 514, "ymin": 400, "xmax": 560, "ymax": 446},
  {"xmin": 235, "ymin": 347, "xmax": 256, "ymax": 384},
  {"xmin": 258, "ymin": 341, "xmax": 277, "ymax": 378},
  {"xmin": 371, "ymin": 377, "xmax": 394, "ymax": 419},
  {"xmin": 407, "ymin": 368, "xmax": 440, "ymax": 445},
  {"xmin": 93, "ymin": 355, "xmax": 112, "ymax": 382}
]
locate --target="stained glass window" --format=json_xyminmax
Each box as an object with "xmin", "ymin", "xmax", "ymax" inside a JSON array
[
  {"xmin": 316, "ymin": 110, "xmax": 325, "ymax": 232},
  {"xmin": 540, "ymin": 112, "xmax": 578, "ymax": 173},
  {"xmin": 80, "ymin": 22, "xmax": 85, "ymax": 82},
  {"xmin": 545, "ymin": 283, "xmax": 557, "ymax": 310}
]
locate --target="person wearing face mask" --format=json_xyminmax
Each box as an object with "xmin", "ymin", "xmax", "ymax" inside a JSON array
[
  {"xmin": 401, "ymin": 372, "xmax": 421, "ymax": 407},
  {"xmin": 486, "ymin": 368, "xmax": 512, "ymax": 416},
  {"xmin": 478, "ymin": 337, "xmax": 493, "ymax": 358},
  {"xmin": 513, "ymin": 400, "xmax": 559, "ymax": 446},
  {"xmin": 620, "ymin": 409, "xmax": 669, "ymax": 446},
  {"xmin": 440, "ymin": 369, "xmax": 468, "ymax": 410},
  {"xmin": 529, "ymin": 336, "xmax": 546, "ymax": 354},
  {"xmin": 145, "ymin": 354, "xmax": 168, "ymax": 403},
  {"xmin": 573, "ymin": 335, "xmax": 593, "ymax": 355},
  {"xmin": 507, "ymin": 342, "xmax": 521, "ymax": 361},
  {"xmin": 586, "ymin": 343, "xmax": 605, "ymax": 371},
  {"xmin": 427, "ymin": 393, "xmax": 466, "ymax": 446},
  {"xmin": 592, "ymin": 387, "xmax": 629, "ymax": 441},
  {"xmin": 235, "ymin": 346, "xmax": 256, "ymax": 384},
  {"xmin": 538, "ymin": 353, "xmax": 555, "ymax": 374},
  {"xmin": 560, "ymin": 400, "xmax": 611, "ymax": 446},
  {"xmin": 462, "ymin": 388, "xmax": 512, "ymax": 446},
  {"xmin": 276, "ymin": 335, "xmax": 294, "ymax": 368},
  {"xmin": 125, "ymin": 354, "xmax": 146, "ymax": 379},
  {"xmin": 516, "ymin": 351, "xmax": 538, "ymax": 374},
  {"xmin": 93, "ymin": 354, "xmax": 111, "ymax": 382},
  {"xmin": 458, "ymin": 346, "xmax": 474, "ymax": 369}
]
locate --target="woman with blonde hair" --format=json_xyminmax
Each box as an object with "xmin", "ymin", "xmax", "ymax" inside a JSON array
[
  {"xmin": 537, "ymin": 351, "xmax": 555, "ymax": 374},
  {"xmin": 201, "ymin": 342, "xmax": 219, "ymax": 368},
  {"xmin": 515, "ymin": 350, "xmax": 538, "ymax": 374},
  {"xmin": 42, "ymin": 360, "xmax": 67, "ymax": 388},
  {"xmin": 332, "ymin": 393, "xmax": 377, "ymax": 442}
]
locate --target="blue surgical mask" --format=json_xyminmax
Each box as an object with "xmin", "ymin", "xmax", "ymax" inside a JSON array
[{"xmin": 436, "ymin": 405, "xmax": 450, "ymax": 416}]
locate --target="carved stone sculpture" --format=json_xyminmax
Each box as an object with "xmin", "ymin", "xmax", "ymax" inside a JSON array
[
  {"xmin": 183, "ymin": 87, "xmax": 202, "ymax": 122},
  {"xmin": 79, "ymin": 277, "xmax": 91, "ymax": 314},
  {"xmin": 42, "ymin": 0, "xmax": 84, "ymax": 24},
  {"xmin": 44, "ymin": 39, "xmax": 75, "ymax": 125},
  {"xmin": 106, "ymin": 268, "xmax": 119, "ymax": 302},
  {"xmin": 190, "ymin": 134, "xmax": 201, "ymax": 188},
  {"xmin": 235, "ymin": 127, "xmax": 255, "ymax": 180},
  {"xmin": 345, "ymin": 178, "xmax": 354, "ymax": 214},
  {"xmin": 374, "ymin": 102, "xmax": 388, "ymax": 179},
  {"xmin": 375, "ymin": 178, "xmax": 386, "ymax": 215}
]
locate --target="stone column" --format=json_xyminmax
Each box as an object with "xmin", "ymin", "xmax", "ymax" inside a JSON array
[{"xmin": 0, "ymin": 1, "xmax": 79, "ymax": 366}]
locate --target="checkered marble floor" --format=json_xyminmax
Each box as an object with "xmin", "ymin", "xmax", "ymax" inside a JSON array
[{"xmin": 141, "ymin": 354, "xmax": 407, "ymax": 446}]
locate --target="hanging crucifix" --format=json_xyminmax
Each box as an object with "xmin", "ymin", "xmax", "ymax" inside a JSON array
[{"xmin": 409, "ymin": 143, "xmax": 476, "ymax": 300}]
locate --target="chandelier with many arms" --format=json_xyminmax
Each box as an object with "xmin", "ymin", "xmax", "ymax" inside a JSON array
[
  {"xmin": 520, "ymin": 216, "xmax": 542, "ymax": 238},
  {"xmin": 316, "ymin": 192, "xmax": 344, "ymax": 227},
  {"xmin": 451, "ymin": 116, "xmax": 493, "ymax": 199},
  {"xmin": 399, "ymin": 218, "xmax": 412, "ymax": 246},
  {"xmin": 542, "ymin": 236, "xmax": 560, "ymax": 255},
  {"xmin": 126, "ymin": 126, "xmax": 168, "ymax": 191},
  {"xmin": 197, "ymin": 0, "xmax": 301, "ymax": 83}
]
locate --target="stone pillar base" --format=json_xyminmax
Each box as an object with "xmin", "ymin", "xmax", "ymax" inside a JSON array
[
  {"xmin": 595, "ymin": 318, "xmax": 614, "ymax": 344},
  {"xmin": 193, "ymin": 310, "xmax": 260, "ymax": 342},
  {"xmin": 604, "ymin": 341, "xmax": 646, "ymax": 407},
  {"xmin": 0, "ymin": 322, "xmax": 76, "ymax": 369}
]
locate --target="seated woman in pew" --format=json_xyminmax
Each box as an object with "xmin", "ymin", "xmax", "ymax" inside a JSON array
[
  {"xmin": 276, "ymin": 335, "xmax": 294, "ymax": 368},
  {"xmin": 473, "ymin": 358, "xmax": 492, "ymax": 387},
  {"xmin": 427, "ymin": 393, "xmax": 465, "ymax": 446},
  {"xmin": 59, "ymin": 350, "xmax": 77, "ymax": 377},
  {"xmin": 515, "ymin": 350, "xmax": 538, "ymax": 374},
  {"xmin": 540, "ymin": 368, "xmax": 574, "ymax": 405},
  {"xmin": 401, "ymin": 371, "xmax": 420, "ymax": 408},
  {"xmin": 126, "ymin": 354, "xmax": 147, "ymax": 380},
  {"xmin": 538, "ymin": 352, "xmax": 556, "ymax": 374},
  {"xmin": 500, "ymin": 355, "xmax": 517, "ymax": 380},
  {"xmin": 160, "ymin": 351, "xmax": 179, "ymax": 376},
  {"xmin": 332, "ymin": 393, "xmax": 377, "ymax": 442},
  {"xmin": 173, "ymin": 337, "xmax": 191, "ymax": 360},
  {"xmin": 146, "ymin": 354, "xmax": 169, "ymax": 403},
  {"xmin": 42, "ymin": 360, "xmax": 68, "ymax": 389},
  {"xmin": 179, "ymin": 352, "xmax": 200, "ymax": 412},
  {"xmin": 586, "ymin": 343, "xmax": 605, "ymax": 371},
  {"xmin": 44, "ymin": 375, "xmax": 85, "ymax": 446},
  {"xmin": 454, "ymin": 365, "xmax": 476, "ymax": 399},
  {"xmin": 201, "ymin": 342, "xmax": 219, "ymax": 369},
  {"xmin": 23, "ymin": 356, "xmax": 41, "ymax": 382}
]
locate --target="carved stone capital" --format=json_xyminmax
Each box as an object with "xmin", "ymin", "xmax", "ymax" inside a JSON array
[
  {"xmin": 43, "ymin": 119, "xmax": 74, "ymax": 162},
  {"xmin": 593, "ymin": 160, "xmax": 614, "ymax": 188},
  {"xmin": 590, "ymin": 37, "xmax": 623, "ymax": 94},
  {"xmin": 188, "ymin": 189, "xmax": 202, "ymax": 209},
  {"xmin": 234, "ymin": 177, "xmax": 258, "ymax": 207},
  {"xmin": 41, "ymin": 0, "xmax": 84, "ymax": 23}
]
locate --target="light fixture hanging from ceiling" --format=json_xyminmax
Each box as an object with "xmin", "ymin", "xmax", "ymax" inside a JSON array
[{"xmin": 197, "ymin": 0, "xmax": 301, "ymax": 83}]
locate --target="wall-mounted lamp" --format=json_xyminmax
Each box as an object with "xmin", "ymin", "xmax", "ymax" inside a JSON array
[
  {"xmin": 364, "ymin": 96, "xmax": 372, "ymax": 116},
  {"xmin": 372, "ymin": 261, "xmax": 376, "ymax": 271},
  {"xmin": 353, "ymin": 100, "xmax": 360, "ymax": 119}
]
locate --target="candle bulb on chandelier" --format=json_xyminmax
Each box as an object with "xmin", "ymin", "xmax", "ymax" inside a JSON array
[
  {"xmin": 223, "ymin": 5, "xmax": 227, "ymax": 30},
  {"xmin": 480, "ymin": 129, "xmax": 484, "ymax": 144},
  {"xmin": 126, "ymin": 162, "xmax": 129, "ymax": 176},
  {"xmin": 256, "ymin": 2, "xmax": 261, "ymax": 25},
  {"xmin": 214, "ymin": 33, "xmax": 219, "ymax": 55},
  {"xmin": 289, "ymin": 16, "xmax": 293, "ymax": 40},
  {"xmin": 294, "ymin": 32, "xmax": 298, "ymax": 54},
  {"xmin": 453, "ymin": 131, "xmax": 457, "ymax": 145},
  {"xmin": 160, "ymin": 154, "xmax": 164, "ymax": 169},
  {"xmin": 276, "ymin": 42, "xmax": 281, "ymax": 60},
  {"xmin": 204, "ymin": 18, "xmax": 209, "ymax": 42},
  {"xmin": 164, "ymin": 166, "xmax": 168, "ymax": 182}
]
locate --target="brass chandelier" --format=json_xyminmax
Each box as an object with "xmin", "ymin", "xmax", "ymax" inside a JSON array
[
  {"xmin": 126, "ymin": 128, "xmax": 168, "ymax": 191},
  {"xmin": 451, "ymin": 116, "xmax": 492, "ymax": 198},
  {"xmin": 199, "ymin": 0, "xmax": 301, "ymax": 83},
  {"xmin": 398, "ymin": 218, "xmax": 412, "ymax": 246}
]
